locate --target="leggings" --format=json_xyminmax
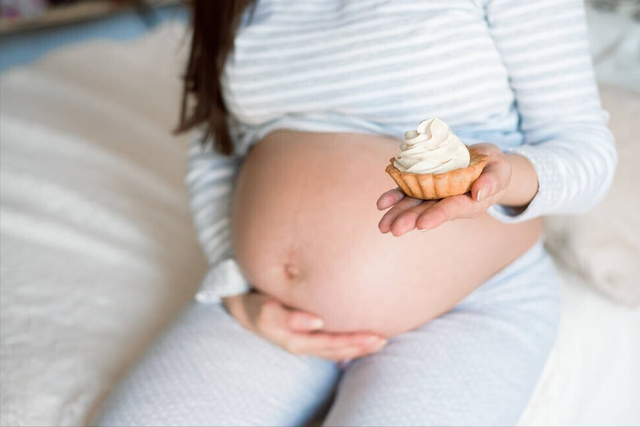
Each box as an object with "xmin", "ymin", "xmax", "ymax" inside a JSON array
[{"xmin": 94, "ymin": 241, "xmax": 560, "ymax": 426}]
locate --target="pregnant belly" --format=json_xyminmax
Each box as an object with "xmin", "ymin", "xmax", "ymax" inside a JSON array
[{"xmin": 232, "ymin": 130, "xmax": 542, "ymax": 337}]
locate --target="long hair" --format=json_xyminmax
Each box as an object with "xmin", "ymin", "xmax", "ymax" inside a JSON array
[{"xmin": 175, "ymin": 0, "xmax": 256, "ymax": 155}]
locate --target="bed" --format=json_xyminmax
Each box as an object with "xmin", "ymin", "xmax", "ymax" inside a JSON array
[{"xmin": 1, "ymin": 22, "xmax": 639, "ymax": 427}]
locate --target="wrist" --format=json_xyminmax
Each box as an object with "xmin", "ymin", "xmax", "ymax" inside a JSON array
[
  {"xmin": 499, "ymin": 153, "xmax": 539, "ymax": 208},
  {"xmin": 222, "ymin": 294, "xmax": 249, "ymax": 325}
]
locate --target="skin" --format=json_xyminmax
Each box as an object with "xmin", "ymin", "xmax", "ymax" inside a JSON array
[{"xmin": 223, "ymin": 132, "xmax": 541, "ymax": 361}]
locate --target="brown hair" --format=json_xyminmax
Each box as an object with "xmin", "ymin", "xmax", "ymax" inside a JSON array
[{"xmin": 175, "ymin": 0, "xmax": 256, "ymax": 155}]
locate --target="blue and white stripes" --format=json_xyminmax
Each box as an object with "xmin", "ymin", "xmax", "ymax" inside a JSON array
[
  {"xmin": 186, "ymin": 138, "xmax": 251, "ymax": 303},
  {"xmin": 188, "ymin": 0, "xmax": 617, "ymax": 303}
]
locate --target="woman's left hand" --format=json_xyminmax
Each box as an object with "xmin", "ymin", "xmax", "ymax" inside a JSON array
[{"xmin": 377, "ymin": 143, "xmax": 512, "ymax": 237}]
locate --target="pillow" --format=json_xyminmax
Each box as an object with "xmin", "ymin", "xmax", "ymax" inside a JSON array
[
  {"xmin": 544, "ymin": 84, "xmax": 640, "ymax": 307},
  {"xmin": 585, "ymin": 1, "xmax": 640, "ymax": 93}
]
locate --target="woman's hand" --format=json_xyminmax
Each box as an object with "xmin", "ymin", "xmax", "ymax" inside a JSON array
[
  {"xmin": 377, "ymin": 143, "xmax": 517, "ymax": 237},
  {"xmin": 222, "ymin": 291, "xmax": 388, "ymax": 361}
]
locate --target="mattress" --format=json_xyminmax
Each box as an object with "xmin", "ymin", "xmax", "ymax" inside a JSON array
[{"xmin": 1, "ymin": 22, "xmax": 639, "ymax": 427}]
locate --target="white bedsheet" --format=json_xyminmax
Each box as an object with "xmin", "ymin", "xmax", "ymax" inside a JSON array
[{"xmin": 1, "ymin": 23, "xmax": 639, "ymax": 427}]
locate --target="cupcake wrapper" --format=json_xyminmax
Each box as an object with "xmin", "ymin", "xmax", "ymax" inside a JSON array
[{"xmin": 385, "ymin": 147, "xmax": 489, "ymax": 200}]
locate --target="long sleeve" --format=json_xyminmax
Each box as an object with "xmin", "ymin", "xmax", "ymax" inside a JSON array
[
  {"xmin": 185, "ymin": 132, "xmax": 251, "ymax": 303},
  {"xmin": 484, "ymin": 0, "xmax": 617, "ymax": 222}
]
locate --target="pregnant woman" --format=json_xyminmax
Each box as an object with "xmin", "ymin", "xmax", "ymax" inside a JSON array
[{"xmin": 95, "ymin": 0, "xmax": 616, "ymax": 425}]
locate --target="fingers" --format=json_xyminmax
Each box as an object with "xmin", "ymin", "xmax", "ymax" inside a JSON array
[
  {"xmin": 286, "ymin": 310, "xmax": 324, "ymax": 332},
  {"xmin": 378, "ymin": 144, "xmax": 510, "ymax": 235},
  {"xmin": 285, "ymin": 331, "xmax": 387, "ymax": 355},
  {"xmin": 471, "ymin": 158, "xmax": 510, "ymax": 202},
  {"xmin": 252, "ymin": 298, "xmax": 388, "ymax": 361},
  {"xmin": 378, "ymin": 196, "xmax": 424, "ymax": 233},
  {"xmin": 388, "ymin": 200, "xmax": 438, "ymax": 236},
  {"xmin": 254, "ymin": 298, "xmax": 322, "ymax": 336},
  {"xmin": 466, "ymin": 144, "xmax": 510, "ymax": 202},
  {"xmin": 416, "ymin": 195, "xmax": 479, "ymax": 230},
  {"xmin": 391, "ymin": 144, "xmax": 511, "ymax": 231},
  {"xmin": 312, "ymin": 341, "xmax": 387, "ymax": 361},
  {"xmin": 285, "ymin": 331, "xmax": 387, "ymax": 361},
  {"xmin": 376, "ymin": 188, "xmax": 405, "ymax": 211},
  {"xmin": 390, "ymin": 168, "xmax": 506, "ymax": 232},
  {"xmin": 379, "ymin": 183, "xmax": 495, "ymax": 235},
  {"xmin": 255, "ymin": 299, "xmax": 386, "ymax": 360}
]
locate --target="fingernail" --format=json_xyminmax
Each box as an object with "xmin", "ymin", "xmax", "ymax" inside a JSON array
[
  {"xmin": 310, "ymin": 318, "xmax": 323, "ymax": 330},
  {"xmin": 367, "ymin": 336, "xmax": 387, "ymax": 345},
  {"xmin": 418, "ymin": 228, "xmax": 428, "ymax": 233},
  {"xmin": 373, "ymin": 339, "xmax": 388, "ymax": 351},
  {"xmin": 476, "ymin": 187, "xmax": 487, "ymax": 202}
]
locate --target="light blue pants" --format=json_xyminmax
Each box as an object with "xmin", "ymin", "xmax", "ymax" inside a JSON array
[{"xmin": 94, "ymin": 241, "xmax": 560, "ymax": 426}]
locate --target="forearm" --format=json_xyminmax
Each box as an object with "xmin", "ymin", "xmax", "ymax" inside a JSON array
[
  {"xmin": 483, "ymin": 0, "xmax": 617, "ymax": 224},
  {"xmin": 186, "ymin": 131, "xmax": 251, "ymax": 303}
]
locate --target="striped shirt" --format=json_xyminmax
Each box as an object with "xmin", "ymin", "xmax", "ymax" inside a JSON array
[{"xmin": 187, "ymin": 0, "xmax": 617, "ymax": 303}]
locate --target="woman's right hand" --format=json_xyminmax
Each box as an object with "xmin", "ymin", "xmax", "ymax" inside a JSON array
[{"xmin": 222, "ymin": 291, "xmax": 388, "ymax": 362}]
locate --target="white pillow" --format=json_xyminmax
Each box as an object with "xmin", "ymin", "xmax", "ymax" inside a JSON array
[
  {"xmin": 545, "ymin": 84, "xmax": 640, "ymax": 307},
  {"xmin": 585, "ymin": 1, "xmax": 640, "ymax": 92}
]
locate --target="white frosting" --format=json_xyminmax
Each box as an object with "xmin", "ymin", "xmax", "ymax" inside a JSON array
[{"xmin": 394, "ymin": 118, "xmax": 470, "ymax": 174}]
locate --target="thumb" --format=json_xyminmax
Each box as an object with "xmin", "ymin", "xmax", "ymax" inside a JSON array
[
  {"xmin": 471, "ymin": 159, "xmax": 509, "ymax": 202},
  {"xmin": 284, "ymin": 307, "xmax": 324, "ymax": 332},
  {"xmin": 258, "ymin": 297, "xmax": 324, "ymax": 332}
]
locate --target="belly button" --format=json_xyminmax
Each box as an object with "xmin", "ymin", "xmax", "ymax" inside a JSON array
[{"xmin": 284, "ymin": 263, "xmax": 301, "ymax": 280}]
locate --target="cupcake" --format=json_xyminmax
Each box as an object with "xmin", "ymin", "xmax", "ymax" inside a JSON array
[{"xmin": 385, "ymin": 118, "xmax": 489, "ymax": 200}]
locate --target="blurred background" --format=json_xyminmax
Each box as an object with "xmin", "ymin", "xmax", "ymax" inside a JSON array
[
  {"xmin": 0, "ymin": 1, "xmax": 638, "ymax": 426},
  {"xmin": 0, "ymin": 0, "xmax": 188, "ymax": 71},
  {"xmin": 0, "ymin": 0, "xmax": 638, "ymax": 87}
]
